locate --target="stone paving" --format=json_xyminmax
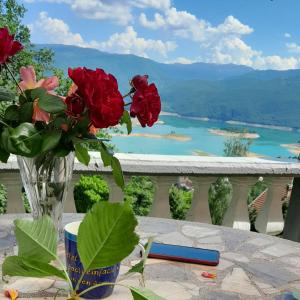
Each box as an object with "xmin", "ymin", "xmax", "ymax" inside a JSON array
[{"xmin": 1, "ymin": 214, "xmax": 300, "ymax": 299}]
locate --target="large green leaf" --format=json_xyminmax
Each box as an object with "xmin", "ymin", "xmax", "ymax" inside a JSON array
[
  {"xmin": 38, "ymin": 93, "xmax": 66, "ymax": 113},
  {"xmin": 77, "ymin": 202, "xmax": 139, "ymax": 271},
  {"xmin": 2, "ymin": 256, "xmax": 66, "ymax": 280},
  {"xmin": 111, "ymin": 156, "xmax": 125, "ymax": 189},
  {"xmin": 41, "ymin": 130, "xmax": 62, "ymax": 152},
  {"xmin": 4, "ymin": 105, "xmax": 19, "ymax": 121},
  {"xmin": 0, "ymin": 147, "xmax": 10, "ymax": 163},
  {"xmin": 0, "ymin": 87, "xmax": 16, "ymax": 102},
  {"xmin": 19, "ymin": 102, "xmax": 33, "ymax": 123},
  {"xmin": 11, "ymin": 123, "xmax": 42, "ymax": 156},
  {"xmin": 74, "ymin": 142, "xmax": 90, "ymax": 166},
  {"xmin": 14, "ymin": 216, "xmax": 57, "ymax": 263},
  {"xmin": 100, "ymin": 142, "xmax": 112, "ymax": 167},
  {"xmin": 130, "ymin": 287, "xmax": 165, "ymax": 300},
  {"xmin": 1, "ymin": 123, "xmax": 42, "ymax": 157},
  {"xmin": 120, "ymin": 110, "xmax": 132, "ymax": 134}
]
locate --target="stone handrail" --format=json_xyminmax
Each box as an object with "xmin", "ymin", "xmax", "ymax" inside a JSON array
[{"xmin": 1, "ymin": 153, "xmax": 300, "ymax": 241}]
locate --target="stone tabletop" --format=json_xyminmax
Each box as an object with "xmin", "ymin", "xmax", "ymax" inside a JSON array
[{"xmin": 1, "ymin": 214, "xmax": 300, "ymax": 300}]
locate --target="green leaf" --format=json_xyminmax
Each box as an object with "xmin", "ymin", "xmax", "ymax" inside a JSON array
[
  {"xmin": 100, "ymin": 142, "xmax": 112, "ymax": 167},
  {"xmin": 130, "ymin": 287, "xmax": 165, "ymax": 300},
  {"xmin": 0, "ymin": 87, "xmax": 16, "ymax": 102},
  {"xmin": 4, "ymin": 105, "xmax": 19, "ymax": 121},
  {"xmin": 10, "ymin": 123, "xmax": 42, "ymax": 156},
  {"xmin": 38, "ymin": 93, "xmax": 66, "ymax": 113},
  {"xmin": 53, "ymin": 147, "xmax": 71, "ymax": 157},
  {"xmin": 111, "ymin": 156, "xmax": 125, "ymax": 189},
  {"xmin": 14, "ymin": 216, "xmax": 57, "ymax": 263},
  {"xmin": 2, "ymin": 256, "xmax": 66, "ymax": 280},
  {"xmin": 1, "ymin": 123, "xmax": 42, "ymax": 157},
  {"xmin": 74, "ymin": 143, "xmax": 90, "ymax": 166},
  {"xmin": 77, "ymin": 201, "xmax": 139, "ymax": 271},
  {"xmin": 120, "ymin": 110, "xmax": 132, "ymax": 134},
  {"xmin": 0, "ymin": 147, "xmax": 9, "ymax": 163},
  {"xmin": 19, "ymin": 102, "xmax": 33, "ymax": 123},
  {"xmin": 41, "ymin": 130, "xmax": 62, "ymax": 152},
  {"xmin": 29, "ymin": 87, "xmax": 46, "ymax": 101}
]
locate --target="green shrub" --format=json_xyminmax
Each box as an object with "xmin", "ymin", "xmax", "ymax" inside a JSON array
[
  {"xmin": 247, "ymin": 180, "xmax": 267, "ymax": 228},
  {"xmin": 0, "ymin": 184, "xmax": 7, "ymax": 214},
  {"xmin": 22, "ymin": 192, "xmax": 31, "ymax": 213},
  {"xmin": 74, "ymin": 175, "xmax": 109, "ymax": 213},
  {"xmin": 169, "ymin": 185, "xmax": 193, "ymax": 220},
  {"xmin": 208, "ymin": 178, "xmax": 232, "ymax": 225},
  {"xmin": 124, "ymin": 176, "xmax": 154, "ymax": 216}
]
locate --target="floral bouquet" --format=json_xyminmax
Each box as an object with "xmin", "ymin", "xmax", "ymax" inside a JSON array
[{"xmin": 0, "ymin": 26, "xmax": 161, "ymax": 229}]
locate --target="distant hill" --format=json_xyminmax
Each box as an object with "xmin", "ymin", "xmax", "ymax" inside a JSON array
[{"xmin": 41, "ymin": 44, "xmax": 300, "ymax": 128}]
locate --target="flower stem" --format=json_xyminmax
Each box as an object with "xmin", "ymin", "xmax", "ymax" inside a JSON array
[
  {"xmin": 4, "ymin": 63, "xmax": 25, "ymax": 97},
  {"xmin": 56, "ymin": 257, "xmax": 73, "ymax": 290},
  {"xmin": 122, "ymin": 91, "xmax": 132, "ymax": 98}
]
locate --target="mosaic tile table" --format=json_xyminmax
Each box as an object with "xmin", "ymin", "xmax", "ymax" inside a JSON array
[{"xmin": 1, "ymin": 214, "xmax": 300, "ymax": 300}]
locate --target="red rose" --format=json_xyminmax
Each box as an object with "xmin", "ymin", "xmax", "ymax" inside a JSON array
[
  {"xmin": 65, "ymin": 93, "xmax": 85, "ymax": 117},
  {"xmin": 130, "ymin": 83, "xmax": 161, "ymax": 127},
  {"xmin": 0, "ymin": 27, "xmax": 23, "ymax": 64},
  {"xmin": 131, "ymin": 75, "xmax": 148, "ymax": 91},
  {"xmin": 68, "ymin": 67, "xmax": 124, "ymax": 128}
]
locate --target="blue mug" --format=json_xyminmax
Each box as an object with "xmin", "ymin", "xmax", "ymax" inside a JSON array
[{"xmin": 64, "ymin": 221, "xmax": 120, "ymax": 299}]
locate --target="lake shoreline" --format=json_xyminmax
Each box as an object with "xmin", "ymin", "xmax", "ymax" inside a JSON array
[
  {"xmin": 112, "ymin": 132, "xmax": 191, "ymax": 142},
  {"xmin": 161, "ymin": 111, "xmax": 295, "ymax": 132},
  {"xmin": 208, "ymin": 129, "xmax": 260, "ymax": 139}
]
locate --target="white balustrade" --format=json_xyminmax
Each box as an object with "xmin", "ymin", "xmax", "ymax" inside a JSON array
[
  {"xmin": 255, "ymin": 177, "xmax": 293, "ymax": 235},
  {"xmin": 186, "ymin": 176, "xmax": 215, "ymax": 223},
  {"xmin": 222, "ymin": 177, "xmax": 257, "ymax": 231},
  {"xmin": 1, "ymin": 153, "xmax": 300, "ymax": 240}
]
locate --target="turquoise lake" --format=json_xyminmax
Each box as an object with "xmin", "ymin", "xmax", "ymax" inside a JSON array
[{"xmin": 111, "ymin": 115, "xmax": 300, "ymax": 159}]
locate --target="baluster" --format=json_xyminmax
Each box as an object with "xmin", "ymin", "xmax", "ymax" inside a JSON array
[
  {"xmin": 149, "ymin": 176, "xmax": 174, "ymax": 218},
  {"xmin": 104, "ymin": 174, "xmax": 130, "ymax": 203},
  {"xmin": 187, "ymin": 176, "xmax": 215, "ymax": 223},
  {"xmin": 255, "ymin": 177, "xmax": 292, "ymax": 235},
  {"xmin": 283, "ymin": 177, "xmax": 300, "ymax": 242},
  {"xmin": 1, "ymin": 172, "xmax": 24, "ymax": 213},
  {"xmin": 222, "ymin": 177, "xmax": 257, "ymax": 231},
  {"xmin": 64, "ymin": 173, "xmax": 80, "ymax": 213}
]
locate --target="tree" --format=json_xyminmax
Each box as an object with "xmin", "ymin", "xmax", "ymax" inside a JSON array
[
  {"xmin": 0, "ymin": 0, "xmax": 54, "ymax": 85},
  {"xmin": 224, "ymin": 137, "xmax": 251, "ymax": 157}
]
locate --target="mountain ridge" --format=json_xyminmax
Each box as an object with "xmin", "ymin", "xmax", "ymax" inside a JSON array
[{"xmin": 39, "ymin": 44, "xmax": 300, "ymax": 128}]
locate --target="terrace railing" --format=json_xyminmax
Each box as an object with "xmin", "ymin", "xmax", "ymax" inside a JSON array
[{"xmin": 1, "ymin": 153, "xmax": 300, "ymax": 242}]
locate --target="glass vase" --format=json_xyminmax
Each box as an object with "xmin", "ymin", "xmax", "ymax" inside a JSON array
[{"xmin": 17, "ymin": 152, "xmax": 75, "ymax": 234}]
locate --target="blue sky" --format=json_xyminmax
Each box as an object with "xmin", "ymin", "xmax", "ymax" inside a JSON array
[{"xmin": 21, "ymin": 0, "xmax": 300, "ymax": 70}]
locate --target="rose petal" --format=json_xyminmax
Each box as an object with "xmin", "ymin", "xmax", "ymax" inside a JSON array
[
  {"xmin": 32, "ymin": 99, "xmax": 50, "ymax": 123},
  {"xmin": 19, "ymin": 66, "xmax": 36, "ymax": 88},
  {"xmin": 41, "ymin": 76, "xmax": 59, "ymax": 91}
]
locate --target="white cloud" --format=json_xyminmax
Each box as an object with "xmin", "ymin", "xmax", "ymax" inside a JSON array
[
  {"xmin": 70, "ymin": 0, "xmax": 132, "ymax": 25},
  {"xmin": 252, "ymin": 55, "xmax": 299, "ymax": 70},
  {"xmin": 167, "ymin": 57, "xmax": 195, "ymax": 64},
  {"xmin": 139, "ymin": 7, "xmax": 299, "ymax": 70},
  {"xmin": 96, "ymin": 26, "xmax": 176, "ymax": 57},
  {"xmin": 286, "ymin": 42, "xmax": 300, "ymax": 53},
  {"xmin": 132, "ymin": 0, "xmax": 170, "ymax": 11},
  {"xmin": 284, "ymin": 33, "xmax": 291, "ymax": 38},
  {"xmin": 30, "ymin": 13, "xmax": 176, "ymax": 58},
  {"xmin": 139, "ymin": 13, "xmax": 166, "ymax": 30},
  {"xmin": 32, "ymin": 12, "xmax": 86, "ymax": 45},
  {"xmin": 26, "ymin": 0, "xmax": 171, "ymax": 25}
]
